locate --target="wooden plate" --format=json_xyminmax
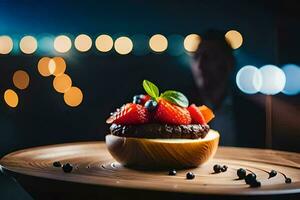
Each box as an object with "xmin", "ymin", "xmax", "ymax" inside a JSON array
[{"xmin": 1, "ymin": 142, "xmax": 300, "ymax": 199}]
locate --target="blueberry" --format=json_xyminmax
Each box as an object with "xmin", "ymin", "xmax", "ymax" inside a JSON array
[
  {"xmin": 213, "ymin": 164, "xmax": 222, "ymax": 173},
  {"xmin": 53, "ymin": 161, "xmax": 61, "ymax": 167},
  {"xmin": 221, "ymin": 165, "xmax": 228, "ymax": 172},
  {"xmin": 245, "ymin": 173, "xmax": 257, "ymax": 185},
  {"xmin": 62, "ymin": 163, "xmax": 73, "ymax": 173},
  {"xmin": 186, "ymin": 172, "xmax": 195, "ymax": 179},
  {"xmin": 144, "ymin": 100, "xmax": 157, "ymax": 112},
  {"xmin": 269, "ymin": 170, "xmax": 277, "ymax": 178},
  {"xmin": 237, "ymin": 168, "xmax": 247, "ymax": 179},
  {"xmin": 133, "ymin": 95, "xmax": 143, "ymax": 104},
  {"xmin": 168, "ymin": 169, "xmax": 176, "ymax": 176},
  {"xmin": 250, "ymin": 180, "xmax": 261, "ymax": 188},
  {"xmin": 285, "ymin": 178, "xmax": 292, "ymax": 184}
]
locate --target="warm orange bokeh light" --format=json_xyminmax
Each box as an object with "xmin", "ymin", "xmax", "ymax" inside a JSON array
[
  {"xmin": 114, "ymin": 36, "xmax": 133, "ymax": 55},
  {"xmin": 53, "ymin": 74, "xmax": 72, "ymax": 93},
  {"xmin": 4, "ymin": 89, "xmax": 19, "ymax": 108},
  {"xmin": 13, "ymin": 70, "xmax": 30, "ymax": 90},
  {"xmin": 52, "ymin": 57, "xmax": 66, "ymax": 76},
  {"xmin": 184, "ymin": 34, "xmax": 201, "ymax": 52},
  {"xmin": 74, "ymin": 34, "xmax": 92, "ymax": 52},
  {"xmin": 64, "ymin": 86, "xmax": 83, "ymax": 107},
  {"xmin": 225, "ymin": 30, "xmax": 243, "ymax": 49},
  {"xmin": 54, "ymin": 35, "xmax": 72, "ymax": 53},
  {"xmin": 19, "ymin": 35, "xmax": 37, "ymax": 54},
  {"xmin": 149, "ymin": 34, "xmax": 168, "ymax": 52},
  {"xmin": 0, "ymin": 35, "xmax": 13, "ymax": 54},
  {"xmin": 95, "ymin": 35, "xmax": 113, "ymax": 52},
  {"xmin": 38, "ymin": 57, "xmax": 52, "ymax": 77}
]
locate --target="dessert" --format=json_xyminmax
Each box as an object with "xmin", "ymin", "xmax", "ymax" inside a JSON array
[{"xmin": 105, "ymin": 80, "xmax": 219, "ymax": 169}]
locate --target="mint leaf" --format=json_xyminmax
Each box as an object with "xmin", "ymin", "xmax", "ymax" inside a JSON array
[
  {"xmin": 161, "ymin": 90, "xmax": 189, "ymax": 107},
  {"xmin": 143, "ymin": 80, "xmax": 159, "ymax": 99}
]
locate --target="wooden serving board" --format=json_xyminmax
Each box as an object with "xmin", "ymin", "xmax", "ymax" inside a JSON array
[{"xmin": 1, "ymin": 142, "xmax": 300, "ymax": 199}]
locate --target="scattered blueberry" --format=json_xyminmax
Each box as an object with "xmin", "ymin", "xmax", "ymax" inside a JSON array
[
  {"xmin": 144, "ymin": 100, "xmax": 157, "ymax": 112},
  {"xmin": 221, "ymin": 165, "xmax": 228, "ymax": 172},
  {"xmin": 186, "ymin": 172, "xmax": 195, "ymax": 180},
  {"xmin": 168, "ymin": 169, "xmax": 177, "ymax": 176},
  {"xmin": 133, "ymin": 95, "xmax": 144, "ymax": 104},
  {"xmin": 285, "ymin": 178, "xmax": 292, "ymax": 184},
  {"xmin": 213, "ymin": 164, "xmax": 222, "ymax": 173},
  {"xmin": 245, "ymin": 173, "xmax": 257, "ymax": 185},
  {"xmin": 237, "ymin": 168, "xmax": 247, "ymax": 179},
  {"xmin": 250, "ymin": 180, "xmax": 261, "ymax": 188},
  {"xmin": 53, "ymin": 161, "xmax": 61, "ymax": 168},
  {"xmin": 62, "ymin": 163, "xmax": 73, "ymax": 173},
  {"xmin": 269, "ymin": 170, "xmax": 277, "ymax": 178}
]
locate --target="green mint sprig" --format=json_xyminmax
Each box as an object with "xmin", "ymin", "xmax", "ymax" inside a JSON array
[
  {"xmin": 143, "ymin": 80, "xmax": 159, "ymax": 100},
  {"xmin": 142, "ymin": 80, "xmax": 189, "ymax": 108}
]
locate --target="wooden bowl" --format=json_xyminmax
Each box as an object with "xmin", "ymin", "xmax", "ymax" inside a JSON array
[{"xmin": 105, "ymin": 129, "xmax": 220, "ymax": 169}]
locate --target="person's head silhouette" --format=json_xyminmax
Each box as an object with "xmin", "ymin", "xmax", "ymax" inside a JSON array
[{"xmin": 191, "ymin": 30, "xmax": 235, "ymax": 108}]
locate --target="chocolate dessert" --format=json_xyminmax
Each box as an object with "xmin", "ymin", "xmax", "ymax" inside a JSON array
[
  {"xmin": 105, "ymin": 80, "xmax": 218, "ymax": 169},
  {"xmin": 109, "ymin": 123, "xmax": 210, "ymax": 139}
]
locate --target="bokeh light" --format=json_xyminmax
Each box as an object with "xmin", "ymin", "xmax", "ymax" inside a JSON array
[
  {"xmin": 282, "ymin": 64, "xmax": 300, "ymax": 95},
  {"xmin": 53, "ymin": 74, "xmax": 72, "ymax": 93},
  {"xmin": 38, "ymin": 57, "xmax": 53, "ymax": 77},
  {"xmin": 236, "ymin": 65, "xmax": 262, "ymax": 94},
  {"xmin": 19, "ymin": 35, "xmax": 37, "ymax": 54},
  {"xmin": 114, "ymin": 36, "xmax": 133, "ymax": 55},
  {"xmin": 52, "ymin": 57, "xmax": 66, "ymax": 76},
  {"xmin": 64, "ymin": 87, "xmax": 83, "ymax": 107},
  {"xmin": 38, "ymin": 34, "xmax": 55, "ymax": 53},
  {"xmin": 184, "ymin": 34, "xmax": 201, "ymax": 52},
  {"xmin": 54, "ymin": 35, "xmax": 72, "ymax": 53},
  {"xmin": 149, "ymin": 34, "xmax": 168, "ymax": 52},
  {"xmin": 0, "ymin": 35, "xmax": 13, "ymax": 54},
  {"xmin": 95, "ymin": 34, "xmax": 113, "ymax": 52},
  {"xmin": 74, "ymin": 34, "xmax": 92, "ymax": 52},
  {"xmin": 48, "ymin": 59, "xmax": 56, "ymax": 75},
  {"xmin": 13, "ymin": 70, "xmax": 30, "ymax": 90},
  {"xmin": 225, "ymin": 30, "xmax": 243, "ymax": 49},
  {"xmin": 4, "ymin": 89, "xmax": 18, "ymax": 108},
  {"xmin": 259, "ymin": 65, "xmax": 286, "ymax": 95}
]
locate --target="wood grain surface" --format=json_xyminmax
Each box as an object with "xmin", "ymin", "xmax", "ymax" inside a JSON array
[
  {"xmin": 1, "ymin": 141, "xmax": 300, "ymax": 199},
  {"xmin": 106, "ymin": 130, "xmax": 219, "ymax": 169}
]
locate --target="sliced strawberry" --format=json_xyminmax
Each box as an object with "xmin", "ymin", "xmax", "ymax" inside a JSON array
[
  {"xmin": 199, "ymin": 105, "xmax": 215, "ymax": 123},
  {"xmin": 106, "ymin": 103, "xmax": 149, "ymax": 125},
  {"xmin": 154, "ymin": 98, "xmax": 191, "ymax": 125},
  {"xmin": 188, "ymin": 104, "xmax": 206, "ymax": 125}
]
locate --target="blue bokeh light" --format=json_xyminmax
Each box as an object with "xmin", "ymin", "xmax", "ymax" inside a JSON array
[
  {"xmin": 236, "ymin": 65, "xmax": 262, "ymax": 94},
  {"xmin": 282, "ymin": 64, "xmax": 300, "ymax": 95},
  {"xmin": 38, "ymin": 34, "xmax": 55, "ymax": 54},
  {"xmin": 259, "ymin": 65, "xmax": 286, "ymax": 95}
]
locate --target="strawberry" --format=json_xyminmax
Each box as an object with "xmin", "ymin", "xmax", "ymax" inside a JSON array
[
  {"xmin": 187, "ymin": 104, "xmax": 206, "ymax": 125},
  {"xmin": 154, "ymin": 98, "xmax": 191, "ymax": 125},
  {"xmin": 106, "ymin": 103, "xmax": 149, "ymax": 125}
]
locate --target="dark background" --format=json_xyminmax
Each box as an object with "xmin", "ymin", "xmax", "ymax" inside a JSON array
[{"xmin": 0, "ymin": 0, "xmax": 300, "ymax": 199}]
